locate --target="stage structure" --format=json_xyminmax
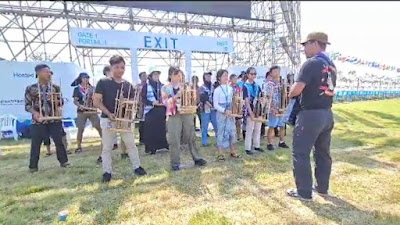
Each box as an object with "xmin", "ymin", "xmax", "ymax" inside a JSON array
[{"xmin": 0, "ymin": 1, "xmax": 301, "ymax": 81}]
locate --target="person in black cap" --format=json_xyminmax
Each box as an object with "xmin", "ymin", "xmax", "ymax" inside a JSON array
[
  {"xmin": 25, "ymin": 64, "xmax": 70, "ymax": 173},
  {"xmin": 71, "ymin": 72, "xmax": 103, "ymax": 157}
]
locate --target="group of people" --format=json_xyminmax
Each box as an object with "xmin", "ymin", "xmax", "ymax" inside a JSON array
[{"xmin": 24, "ymin": 31, "xmax": 337, "ymax": 202}]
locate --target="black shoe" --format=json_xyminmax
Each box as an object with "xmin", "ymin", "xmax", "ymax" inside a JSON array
[
  {"xmin": 207, "ymin": 134, "xmax": 210, "ymax": 137},
  {"xmin": 61, "ymin": 162, "xmax": 71, "ymax": 168},
  {"xmin": 112, "ymin": 144, "xmax": 118, "ymax": 150},
  {"xmin": 172, "ymin": 165, "xmax": 180, "ymax": 171},
  {"xmin": 195, "ymin": 128, "xmax": 200, "ymax": 131},
  {"xmin": 102, "ymin": 172, "xmax": 112, "ymax": 183},
  {"xmin": 202, "ymin": 144, "xmax": 210, "ymax": 147},
  {"xmin": 134, "ymin": 166, "xmax": 147, "ymax": 176},
  {"xmin": 121, "ymin": 153, "xmax": 129, "ymax": 159},
  {"xmin": 67, "ymin": 150, "xmax": 72, "ymax": 154},
  {"xmin": 29, "ymin": 168, "xmax": 38, "ymax": 173},
  {"xmin": 97, "ymin": 156, "xmax": 102, "ymax": 164},
  {"xmin": 150, "ymin": 150, "xmax": 156, "ymax": 155},
  {"xmin": 278, "ymin": 142, "xmax": 289, "ymax": 148},
  {"xmin": 194, "ymin": 158, "xmax": 207, "ymax": 166},
  {"xmin": 245, "ymin": 150, "xmax": 254, "ymax": 155},
  {"xmin": 267, "ymin": 144, "xmax": 275, "ymax": 151},
  {"xmin": 254, "ymin": 147, "xmax": 265, "ymax": 152},
  {"xmin": 75, "ymin": 148, "xmax": 83, "ymax": 154}
]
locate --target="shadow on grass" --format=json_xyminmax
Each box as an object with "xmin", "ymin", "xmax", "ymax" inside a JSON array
[
  {"xmin": 333, "ymin": 148, "xmax": 399, "ymax": 170},
  {"xmin": 335, "ymin": 109, "xmax": 384, "ymax": 128},
  {"xmin": 363, "ymin": 110, "xmax": 400, "ymax": 125},
  {"xmin": 169, "ymin": 167, "xmax": 203, "ymax": 197},
  {"xmin": 302, "ymin": 195, "xmax": 400, "ymax": 225},
  {"xmin": 331, "ymin": 130, "xmax": 387, "ymax": 149},
  {"xmin": 77, "ymin": 174, "xmax": 168, "ymax": 225}
]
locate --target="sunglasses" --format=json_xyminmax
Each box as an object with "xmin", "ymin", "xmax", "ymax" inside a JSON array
[{"xmin": 301, "ymin": 40, "xmax": 316, "ymax": 46}]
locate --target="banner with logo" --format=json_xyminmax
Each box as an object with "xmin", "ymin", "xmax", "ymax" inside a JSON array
[{"xmin": 0, "ymin": 61, "xmax": 87, "ymax": 122}]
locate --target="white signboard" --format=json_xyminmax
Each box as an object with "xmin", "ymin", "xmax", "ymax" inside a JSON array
[
  {"xmin": 228, "ymin": 66, "xmax": 289, "ymax": 86},
  {"xmin": 69, "ymin": 27, "xmax": 234, "ymax": 53},
  {"xmin": 0, "ymin": 61, "xmax": 87, "ymax": 122}
]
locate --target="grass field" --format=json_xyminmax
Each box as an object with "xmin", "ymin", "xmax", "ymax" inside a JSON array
[{"xmin": 0, "ymin": 99, "xmax": 399, "ymax": 225}]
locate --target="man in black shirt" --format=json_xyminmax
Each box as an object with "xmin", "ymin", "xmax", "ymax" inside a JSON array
[
  {"xmin": 286, "ymin": 32, "xmax": 337, "ymax": 201},
  {"xmin": 93, "ymin": 55, "xmax": 147, "ymax": 183}
]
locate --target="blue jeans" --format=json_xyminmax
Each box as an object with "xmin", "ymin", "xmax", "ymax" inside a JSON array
[{"xmin": 201, "ymin": 110, "xmax": 218, "ymax": 145}]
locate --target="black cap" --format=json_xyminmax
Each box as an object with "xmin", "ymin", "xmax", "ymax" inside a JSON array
[{"xmin": 71, "ymin": 72, "xmax": 91, "ymax": 86}]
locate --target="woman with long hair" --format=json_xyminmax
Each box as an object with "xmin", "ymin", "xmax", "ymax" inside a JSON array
[
  {"xmin": 142, "ymin": 70, "xmax": 169, "ymax": 154},
  {"xmin": 213, "ymin": 69, "xmax": 241, "ymax": 160}
]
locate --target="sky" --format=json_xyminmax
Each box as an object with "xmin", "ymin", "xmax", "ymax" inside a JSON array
[{"xmin": 301, "ymin": 1, "xmax": 400, "ymax": 67}]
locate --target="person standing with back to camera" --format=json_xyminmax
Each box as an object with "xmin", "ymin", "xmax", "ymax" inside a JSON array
[{"xmin": 286, "ymin": 32, "xmax": 337, "ymax": 201}]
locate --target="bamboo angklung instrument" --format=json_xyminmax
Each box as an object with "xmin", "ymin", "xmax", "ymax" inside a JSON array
[
  {"xmin": 83, "ymin": 78, "xmax": 99, "ymax": 114},
  {"xmin": 230, "ymin": 87, "xmax": 244, "ymax": 118},
  {"xmin": 38, "ymin": 76, "xmax": 62, "ymax": 121},
  {"xmin": 252, "ymin": 84, "xmax": 274, "ymax": 123},
  {"xmin": 111, "ymin": 81, "xmax": 141, "ymax": 132},
  {"xmin": 178, "ymin": 72, "xmax": 197, "ymax": 114},
  {"xmin": 276, "ymin": 77, "xmax": 289, "ymax": 117}
]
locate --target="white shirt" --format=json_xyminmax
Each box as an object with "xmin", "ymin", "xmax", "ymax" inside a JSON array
[{"xmin": 213, "ymin": 84, "xmax": 233, "ymax": 113}]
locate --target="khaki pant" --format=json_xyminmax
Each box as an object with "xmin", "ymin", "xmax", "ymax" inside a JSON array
[
  {"xmin": 76, "ymin": 112, "xmax": 102, "ymax": 148},
  {"xmin": 167, "ymin": 114, "xmax": 201, "ymax": 167},
  {"xmin": 114, "ymin": 135, "xmax": 127, "ymax": 153},
  {"xmin": 245, "ymin": 117, "xmax": 262, "ymax": 150},
  {"xmin": 100, "ymin": 118, "xmax": 141, "ymax": 173}
]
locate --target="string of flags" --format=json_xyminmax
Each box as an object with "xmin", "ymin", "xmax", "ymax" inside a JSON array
[{"xmin": 329, "ymin": 52, "xmax": 400, "ymax": 73}]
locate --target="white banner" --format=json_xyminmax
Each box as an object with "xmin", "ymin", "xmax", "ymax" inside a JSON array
[
  {"xmin": 69, "ymin": 27, "xmax": 234, "ymax": 53},
  {"xmin": 228, "ymin": 66, "xmax": 289, "ymax": 86},
  {"xmin": 0, "ymin": 61, "xmax": 87, "ymax": 122}
]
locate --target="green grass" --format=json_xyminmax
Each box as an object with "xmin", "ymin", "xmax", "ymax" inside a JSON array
[{"xmin": 0, "ymin": 99, "xmax": 400, "ymax": 225}]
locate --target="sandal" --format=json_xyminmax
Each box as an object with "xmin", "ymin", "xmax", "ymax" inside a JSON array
[
  {"xmin": 230, "ymin": 153, "xmax": 242, "ymax": 158},
  {"xmin": 217, "ymin": 155, "xmax": 225, "ymax": 161}
]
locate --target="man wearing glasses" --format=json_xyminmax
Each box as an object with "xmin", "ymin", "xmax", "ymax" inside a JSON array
[{"xmin": 286, "ymin": 32, "xmax": 337, "ymax": 201}]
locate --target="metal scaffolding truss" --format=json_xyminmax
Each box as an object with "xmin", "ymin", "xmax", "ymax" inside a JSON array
[{"xmin": 0, "ymin": 1, "xmax": 301, "ymax": 75}]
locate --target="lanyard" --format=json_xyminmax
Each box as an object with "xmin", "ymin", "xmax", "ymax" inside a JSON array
[{"xmin": 220, "ymin": 85, "xmax": 229, "ymax": 103}]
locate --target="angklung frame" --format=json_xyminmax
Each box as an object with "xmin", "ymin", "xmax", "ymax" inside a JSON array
[
  {"xmin": 37, "ymin": 77, "xmax": 63, "ymax": 121},
  {"xmin": 111, "ymin": 81, "xmax": 141, "ymax": 132}
]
